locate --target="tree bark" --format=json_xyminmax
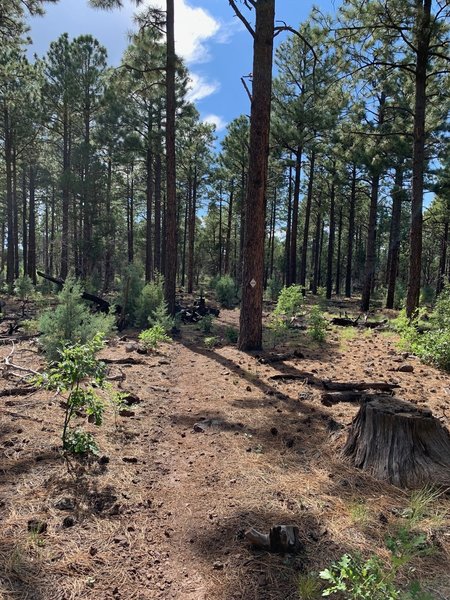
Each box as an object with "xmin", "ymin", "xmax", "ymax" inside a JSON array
[
  {"xmin": 344, "ymin": 396, "xmax": 450, "ymax": 488},
  {"xmin": 238, "ymin": 0, "xmax": 275, "ymax": 351},
  {"xmin": 164, "ymin": 0, "xmax": 177, "ymax": 315},
  {"xmin": 27, "ymin": 165, "xmax": 36, "ymax": 283},
  {"xmin": 326, "ymin": 181, "xmax": 336, "ymax": 299},
  {"xmin": 406, "ymin": 0, "xmax": 432, "ymax": 317},
  {"xmin": 386, "ymin": 166, "xmax": 404, "ymax": 308},
  {"xmin": 345, "ymin": 163, "xmax": 357, "ymax": 297},
  {"xmin": 289, "ymin": 147, "xmax": 302, "ymax": 285},
  {"xmin": 299, "ymin": 149, "xmax": 316, "ymax": 294}
]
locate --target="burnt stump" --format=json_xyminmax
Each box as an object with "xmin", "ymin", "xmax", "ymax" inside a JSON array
[{"xmin": 343, "ymin": 396, "xmax": 450, "ymax": 488}]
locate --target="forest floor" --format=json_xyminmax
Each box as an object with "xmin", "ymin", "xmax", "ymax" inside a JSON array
[{"xmin": 1, "ymin": 298, "xmax": 450, "ymax": 600}]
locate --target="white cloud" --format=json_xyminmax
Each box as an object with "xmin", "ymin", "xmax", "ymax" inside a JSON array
[
  {"xmin": 186, "ymin": 72, "xmax": 219, "ymax": 103},
  {"xmin": 151, "ymin": 0, "xmax": 220, "ymax": 65},
  {"xmin": 202, "ymin": 114, "xmax": 227, "ymax": 131}
]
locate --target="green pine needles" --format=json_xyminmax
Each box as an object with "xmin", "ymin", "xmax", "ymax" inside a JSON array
[{"xmin": 38, "ymin": 276, "xmax": 115, "ymax": 361}]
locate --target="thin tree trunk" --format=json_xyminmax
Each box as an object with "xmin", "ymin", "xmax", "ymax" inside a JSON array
[
  {"xmin": 361, "ymin": 172, "xmax": 381, "ymax": 311},
  {"xmin": 436, "ymin": 221, "xmax": 449, "ymax": 297},
  {"xmin": 22, "ymin": 169, "xmax": 28, "ymax": 275},
  {"xmin": 4, "ymin": 106, "xmax": 14, "ymax": 285},
  {"xmin": 187, "ymin": 167, "xmax": 197, "ymax": 293},
  {"xmin": 27, "ymin": 165, "xmax": 36, "ymax": 283},
  {"xmin": 289, "ymin": 147, "xmax": 302, "ymax": 285},
  {"xmin": 145, "ymin": 143, "xmax": 154, "ymax": 282},
  {"xmin": 284, "ymin": 164, "xmax": 292, "ymax": 285},
  {"xmin": 224, "ymin": 179, "xmax": 234, "ymax": 275},
  {"xmin": 326, "ymin": 181, "xmax": 336, "ymax": 299},
  {"xmin": 60, "ymin": 107, "xmax": 70, "ymax": 279},
  {"xmin": 13, "ymin": 150, "xmax": 19, "ymax": 279},
  {"xmin": 386, "ymin": 167, "xmax": 404, "ymax": 308},
  {"xmin": 154, "ymin": 122, "xmax": 162, "ymax": 273},
  {"xmin": 345, "ymin": 163, "xmax": 357, "ymax": 297},
  {"xmin": 299, "ymin": 149, "xmax": 316, "ymax": 294},
  {"xmin": 336, "ymin": 204, "xmax": 343, "ymax": 295}
]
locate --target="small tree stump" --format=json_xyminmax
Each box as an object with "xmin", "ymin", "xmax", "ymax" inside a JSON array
[
  {"xmin": 343, "ymin": 396, "xmax": 450, "ymax": 488},
  {"xmin": 245, "ymin": 525, "xmax": 303, "ymax": 554}
]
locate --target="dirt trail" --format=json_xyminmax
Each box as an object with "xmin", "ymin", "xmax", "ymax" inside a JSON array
[{"xmin": 1, "ymin": 313, "xmax": 449, "ymax": 600}]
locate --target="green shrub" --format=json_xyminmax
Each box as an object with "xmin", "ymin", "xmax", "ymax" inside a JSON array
[
  {"xmin": 135, "ymin": 273, "xmax": 165, "ymax": 327},
  {"xmin": 139, "ymin": 323, "xmax": 171, "ymax": 350},
  {"xmin": 14, "ymin": 274, "xmax": 34, "ymax": 316},
  {"xmin": 274, "ymin": 285, "xmax": 304, "ymax": 319},
  {"xmin": 420, "ymin": 285, "xmax": 435, "ymax": 306},
  {"xmin": 308, "ymin": 305, "xmax": 327, "ymax": 342},
  {"xmin": 215, "ymin": 276, "xmax": 236, "ymax": 308},
  {"xmin": 204, "ymin": 335, "xmax": 219, "ymax": 349},
  {"xmin": 38, "ymin": 334, "xmax": 107, "ymax": 455},
  {"xmin": 118, "ymin": 263, "xmax": 145, "ymax": 323},
  {"xmin": 266, "ymin": 277, "xmax": 283, "ymax": 302},
  {"xmin": 38, "ymin": 277, "xmax": 115, "ymax": 361},
  {"xmin": 148, "ymin": 299, "xmax": 174, "ymax": 333},
  {"xmin": 396, "ymin": 287, "xmax": 450, "ymax": 371},
  {"xmin": 225, "ymin": 326, "xmax": 238, "ymax": 344},
  {"xmin": 199, "ymin": 314, "xmax": 214, "ymax": 334}
]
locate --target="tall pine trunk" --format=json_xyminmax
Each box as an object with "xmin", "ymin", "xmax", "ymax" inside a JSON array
[
  {"xmin": 238, "ymin": 0, "xmax": 275, "ymax": 351},
  {"xmin": 326, "ymin": 181, "xmax": 336, "ymax": 299},
  {"xmin": 406, "ymin": 0, "xmax": 431, "ymax": 317},
  {"xmin": 164, "ymin": 0, "xmax": 177, "ymax": 315}
]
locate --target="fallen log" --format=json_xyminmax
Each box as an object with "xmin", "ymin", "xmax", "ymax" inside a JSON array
[
  {"xmin": 343, "ymin": 396, "xmax": 450, "ymax": 487},
  {"xmin": 245, "ymin": 525, "xmax": 303, "ymax": 554},
  {"xmin": 322, "ymin": 380, "xmax": 398, "ymax": 392},
  {"xmin": 37, "ymin": 271, "xmax": 114, "ymax": 313},
  {"xmin": 0, "ymin": 386, "xmax": 38, "ymax": 397},
  {"xmin": 101, "ymin": 357, "xmax": 144, "ymax": 365},
  {"xmin": 257, "ymin": 350, "xmax": 305, "ymax": 364},
  {"xmin": 269, "ymin": 372, "xmax": 315, "ymax": 382},
  {"xmin": 321, "ymin": 391, "xmax": 368, "ymax": 406}
]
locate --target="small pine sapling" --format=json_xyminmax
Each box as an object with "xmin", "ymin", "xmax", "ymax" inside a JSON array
[
  {"xmin": 38, "ymin": 334, "xmax": 107, "ymax": 455},
  {"xmin": 14, "ymin": 274, "xmax": 34, "ymax": 317}
]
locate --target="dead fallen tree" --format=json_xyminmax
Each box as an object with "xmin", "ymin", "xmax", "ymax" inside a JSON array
[
  {"xmin": 175, "ymin": 297, "xmax": 220, "ymax": 323},
  {"xmin": 37, "ymin": 271, "xmax": 114, "ymax": 313},
  {"xmin": 330, "ymin": 314, "xmax": 388, "ymax": 329},
  {"xmin": 322, "ymin": 380, "xmax": 399, "ymax": 392},
  {"xmin": 257, "ymin": 350, "xmax": 304, "ymax": 364}
]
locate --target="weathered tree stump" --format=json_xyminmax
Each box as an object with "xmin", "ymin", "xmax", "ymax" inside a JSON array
[
  {"xmin": 245, "ymin": 525, "xmax": 303, "ymax": 554},
  {"xmin": 343, "ymin": 396, "xmax": 450, "ymax": 488}
]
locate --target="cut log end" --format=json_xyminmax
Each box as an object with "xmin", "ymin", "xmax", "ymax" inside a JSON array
[
  {"xmin": 244, "ymin": 525, "xmax": 303, "ymax": 554},
  {"xmin": 343, "ymin": 396, "xmax": 450, "ymax": 488}
]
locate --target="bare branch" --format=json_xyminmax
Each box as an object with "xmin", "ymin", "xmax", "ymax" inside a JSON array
[{"xmin": 229, "ymin": 0, "xmax": 255, "ymax": 38}]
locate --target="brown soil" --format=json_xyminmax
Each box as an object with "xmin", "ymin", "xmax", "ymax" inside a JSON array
[{"xmin": 1, "ymin": 305, "xmax": 449, "ymax": 600}]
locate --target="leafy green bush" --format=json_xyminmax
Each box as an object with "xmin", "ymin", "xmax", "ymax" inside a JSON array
[
  {"xmin": 139, "ymin": 323, "xmax": 171, "ymax": 350},
  {"xmin": 135, "ymin": 273, "xmax": 165, "ymax": 327},
  {"xmin": 274, "ymin": 285, "xmax": 303, "ymax": 319},
  {"xmin": 396, "ymin": 287, "xmax": 450, "ymax": 371},
  {"xmin": 320, "ymin": 553, "xmax": 396, "ymax": 599},
  {"xmin": 215, "ymin": 276, "xmax": 236, "ymax": 308},
  {"xmin": 39, "ymin": 334, "xmax": 107, "ymax": 455},
  {"xmin": 204, "ymin": 335, "xmax": 219, "ymax": 349},
  {"xmin": 199, "ymin": 314, "xmax": 214, "ymax": 334},
  {"xmin": 38, "ymin": 277, "xmax": 115, "ymax": 361},
  {"xmin": 308, "ymin": 305, "xmax": 327, "ymax": 342}
]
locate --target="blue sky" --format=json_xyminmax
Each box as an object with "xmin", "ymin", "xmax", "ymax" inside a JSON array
[{"xmin": 29, "ymin": 0, "xmax": 339, "ymax": 134}]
